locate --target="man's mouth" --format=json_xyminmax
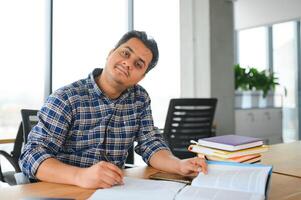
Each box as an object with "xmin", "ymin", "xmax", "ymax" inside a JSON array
[{"xmin": 115, "ymin": 65, "xmax": 129, "ymax": 77}]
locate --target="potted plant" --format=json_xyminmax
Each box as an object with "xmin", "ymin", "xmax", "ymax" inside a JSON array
[
  {"xmin": 234, "ymin": 64, "xmax": 280, "ymax": 108},
  {"xmin": 261, "ymin": 71, "xmax": 279, "ymax": 107},
  {"xmin": 234, "ymin": 64, "xmax": 248, "ymax": 108},
  {"xmin": 234, "ymin": 64, "xmax": 249, "ymax": 91},
  {"xmin": 247, "ymin": 67, "xmax": 263, "ymax": 107}
]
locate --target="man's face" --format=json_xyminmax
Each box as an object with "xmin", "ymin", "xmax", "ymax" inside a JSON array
[{"xmin": 104, "ymin": 38, "xmax": 153, "ymax": 88}]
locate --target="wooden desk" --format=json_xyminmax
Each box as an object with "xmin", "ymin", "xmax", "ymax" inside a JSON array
[
  {"xmin": 1, "ymin": 166, "xmax": 301, "ymax": 200},
  {"xmin": 261, "ymin": 141, "xmax": 301, "ymax": 178},
  {"xmin": 0, "ymin": 138, "xmax": 15, "ymax": 144}
]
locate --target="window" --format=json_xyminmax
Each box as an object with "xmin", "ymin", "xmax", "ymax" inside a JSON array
[
  {"xmin": 134, "ymin": 0, "xmax": 180, "ymax": 128},
  {"xmin": 273, "ymin": 21, "xmax": 298, "ymax": 141},
  {"xmin": 0, "ymin": 0, "xmax": 47, "ymax": 139},
  {"xmin": 134, "ymin": 0, "xmax": 180, "ymax": 165},
  {"xmin": 2, "ymin": 1, "xmax": 180, "ymax": 166},
  {"xmin": 52, "ymin": 0, "xmax": 128, "ymax": 90},
  {"xmin": 238, "ymin": 27, "xmax": 269, "ymax": 71}
]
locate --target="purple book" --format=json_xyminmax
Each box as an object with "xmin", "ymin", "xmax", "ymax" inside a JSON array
[{"xmin": 197, "ymin": 135, "xmax": 264, "ymax": 151}]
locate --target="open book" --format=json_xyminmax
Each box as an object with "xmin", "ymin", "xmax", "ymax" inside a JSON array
[{"xmin": 89, "ymin": 161, "xmax": 272, "ymax": 200}]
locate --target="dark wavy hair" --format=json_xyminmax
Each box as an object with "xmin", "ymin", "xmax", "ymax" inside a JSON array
[{"xmin": 114, "ymin": 30, "xmax": 159, "ymax": 73}]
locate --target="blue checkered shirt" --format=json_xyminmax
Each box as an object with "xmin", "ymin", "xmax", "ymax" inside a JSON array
[{"xmin": 19, "ymin": 68, "xmax": 169, "ymax": 179}]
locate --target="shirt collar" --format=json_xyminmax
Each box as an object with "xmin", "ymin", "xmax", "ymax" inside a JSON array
[
  {"xmin": 89, "ymin": 68, "xmax": 105, "ymax": 98},
  {"xmin": 89, "ymin": 68, "xmax": 133, "ymax": 103}
]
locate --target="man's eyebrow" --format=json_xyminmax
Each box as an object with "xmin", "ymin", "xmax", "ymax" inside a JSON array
[{"xmin": 124, "ymin": 46, "xmax": 146, "ymax": 66}]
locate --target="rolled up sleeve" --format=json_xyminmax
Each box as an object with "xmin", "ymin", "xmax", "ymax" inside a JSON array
[
  {"xmin": 134, "ymin": 97, "xmax": 170, "ymax": 164},
  {"xmin": 19, "ymin": 91, "xmax": 72, "ymax": 179}
]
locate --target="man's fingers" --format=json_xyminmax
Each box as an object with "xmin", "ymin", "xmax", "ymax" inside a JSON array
[
  {"xmin": 103, "ymin": 168, "xmax": 124, "ymax": 185},
  {"xmin": 104, "ymin": 162, "xmax": 124, "ymax": 177},
  {"xmin": 186, "ymin": 172, "xmax": 199, "ymax": 177},
  {"xmin": 189, "ymin": 157, "xmax": 207, "ymax": 174},
  {"xmin": 102, "ymin": 162, "xmax": 124, "ymax": 184},
  {"xmin": 98, "ymin": 181, "xmax": 112, "ymax": 189},
  {"xmin": 106, "ymin": 163, "xmax": 124, "ymax": 178},
  {"xmin": 196, "ymin": 157, "xmax": 207, "ymax": 174}
]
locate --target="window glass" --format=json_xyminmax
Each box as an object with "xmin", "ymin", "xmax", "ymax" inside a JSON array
[
  {"xmin": 134, "ymin": 0, "xmax": 180, "ymax": 129},
  {"xmin": 0, "ymin": 0, "xmax": 47, "ymax": 139},
  {"xmin": 273, "ymin": 21, "xmax": 298, "ymax": 141},
  {"xmin": 52, "ymin": 0, "xmax": 128, "ymax": 90},
  {"xmin": 238, "ymin": 27, "xmax": 268, "ymax": 71},
  {"xmin": 134, "ymin": 0, "xmax": 180, "ymax": 166}
]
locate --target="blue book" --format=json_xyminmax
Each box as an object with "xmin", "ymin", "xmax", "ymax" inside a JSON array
[
  {"xmin": 188, "ymin": 161, "xmax": 273, "ymax": 199},
  {"xmin": 197, "ymin": 134, "xmax": 264, "ymax": 151}
]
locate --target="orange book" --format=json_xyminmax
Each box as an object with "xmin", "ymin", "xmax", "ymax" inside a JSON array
[{"xmin": 205, "ymin": 153, "xmax": 261, "ymax": 163}]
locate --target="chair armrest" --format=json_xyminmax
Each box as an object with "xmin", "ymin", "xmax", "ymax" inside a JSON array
[
  {"xmin": 0, "ymin": 162, "xmax": 4, "ymax": 182},
  {"xmin": 0, "ymin": 150, "xmax": 21, "ymax": 172},
  {"xmin": 14, "ymin": 172, "xmax": 31, "ymax": 185}
]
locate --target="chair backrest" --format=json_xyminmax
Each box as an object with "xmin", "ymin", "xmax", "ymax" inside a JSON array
[
  {"xmin": 163, "ymin": 98, "xmax": 218, "ymax": 159},
  {"xmin": 8, "ymin": 122, "xmax": 23, "ymax": 172},
  {"xmin": 20, "ymin": 109, "xmax": 39, "ymax": 144},
  {"xmin": 126, "ymin": 146, "xmax": 134, "ymax": 165}
]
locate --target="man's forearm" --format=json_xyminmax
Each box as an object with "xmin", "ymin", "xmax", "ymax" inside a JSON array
[
  {"xmin": 149, "ymin": 150, "xmax": 181, "ymax": 174},
  {"xmin": 36, "ymin": 158, "xmax": 81, "ymax": 185}
]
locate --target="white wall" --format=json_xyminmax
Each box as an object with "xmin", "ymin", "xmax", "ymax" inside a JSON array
[
  {"xmin": 180, "ymin": 0, "xmax": 196, "ymax": 96},
  {"xmin": 235, "ymin": 0, "xmax": 301, "ymax": 30},
  {"xmin": 180, "ymin": 0, "xmax": 235, "ymax": 135}
]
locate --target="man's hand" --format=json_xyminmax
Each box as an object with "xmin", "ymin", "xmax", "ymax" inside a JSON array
[
  {"xmin": 177, "ymin": 156, "xmax": 207, "ymax": 176},
  {"xmin": 149, "ymin": 150, "xmax": 207, "ymax": 177},
  {"xmin": 75, "ymin": 161, "xmax": 124, "ymax": 189}
]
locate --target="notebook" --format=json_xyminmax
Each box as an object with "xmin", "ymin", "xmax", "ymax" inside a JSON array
[{"xmin": 89, "ymin": 161, "xmax": 272, "ymax": 200}]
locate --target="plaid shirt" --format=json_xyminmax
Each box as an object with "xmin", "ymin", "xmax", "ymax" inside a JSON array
[{"xmin": 19, "ymin": 68, "xmax": 169, "ymax": 179}]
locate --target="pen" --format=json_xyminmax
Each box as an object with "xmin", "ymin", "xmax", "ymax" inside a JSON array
[
  {"xmin": 102, "ymin": 151, "xmax": 110, "ymax": 162},
  {"xmin": 102, "ymin": 151, "xmax": 123, "ymax": 169}
]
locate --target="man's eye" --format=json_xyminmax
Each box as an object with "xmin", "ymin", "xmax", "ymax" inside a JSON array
[
  {"xmin": 121, "ymin": 50, "xmax": 129, "ymax": 57},
  {"xmin": 135, "ymin": 61, "xmax": 144, "ymax": 69}
]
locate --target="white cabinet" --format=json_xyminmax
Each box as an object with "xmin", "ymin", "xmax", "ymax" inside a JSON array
[{"xmin": 235, "ymin": 108, "xmax": 282, "ymax": 144}]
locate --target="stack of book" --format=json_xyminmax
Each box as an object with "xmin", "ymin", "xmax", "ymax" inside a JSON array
[{"xmin": 188, "ymin": 135, "xmax": 268, "ymax": 164}]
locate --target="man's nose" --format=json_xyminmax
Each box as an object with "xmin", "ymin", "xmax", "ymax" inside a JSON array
[{"xmin": 122, "ymin": 60, "xmax": 132, "ymax": 70}]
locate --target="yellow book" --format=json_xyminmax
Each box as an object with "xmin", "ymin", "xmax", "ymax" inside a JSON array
[{"xmin": 188, "ymin": 144, "xmax": 268, "ymax": 158}]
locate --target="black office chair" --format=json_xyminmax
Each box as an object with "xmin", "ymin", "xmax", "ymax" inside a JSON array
[
  {"xmin": 21, "ymin": 109, "xmax": 39, "ymax": 144},
  {"xmin": 0, "ymin": 109, "xmax": 39, "ymax": 186},
  {"xmin": 0, "ymin": 123, "xmax": 23, "ymax": 185},
  {"xmin": 163, "ymin": 98, "xmax": 218, "ymax": 159}
]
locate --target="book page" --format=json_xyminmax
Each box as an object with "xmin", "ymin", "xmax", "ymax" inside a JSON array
[
  {"xmin": 191, "ymin": 163, "xmax": 271, "ymax": 195},
  {"xmin": 176, "ymin": 186, "xmax": 265, "ymax": 200},
  {"xmin": 88, "ymin": 177, "xmax": 186, "ymax": 200}
]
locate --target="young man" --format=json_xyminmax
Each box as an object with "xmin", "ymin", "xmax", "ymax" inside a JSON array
[{"xmin": 19, "ymin": 30, "xmax": 207, "ymax": 189}]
